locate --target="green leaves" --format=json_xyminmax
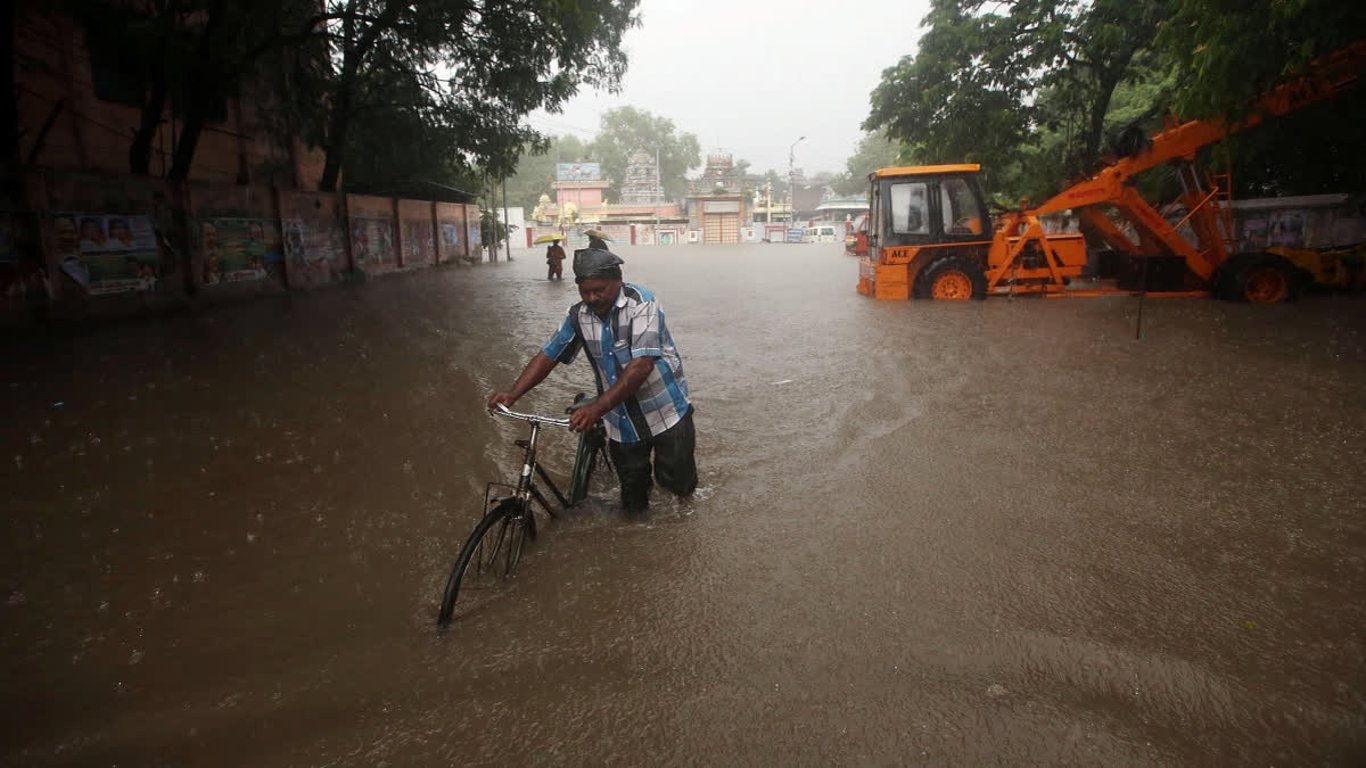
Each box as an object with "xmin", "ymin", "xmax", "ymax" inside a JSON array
[
  {"xmin": 264, "ymin": 0, "xmax": 640, "ymax": 190},
  {"xmin": 865, "ymin": 0, "xmax": 1172, "ymax": 200}
]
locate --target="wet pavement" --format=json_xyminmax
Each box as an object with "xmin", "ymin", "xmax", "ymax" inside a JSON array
[{"xmin": 2, "ymin": 243, "xmax": 1365, "ymax": 766}]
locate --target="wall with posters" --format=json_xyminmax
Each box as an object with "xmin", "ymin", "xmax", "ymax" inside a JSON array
[
  {"xmin": 189, "ymin": 183, "xmax": 286, "ymax": 296},
  {"xmin": 279, "ymin": 191, "xmax": 348, "ymax": 289},
  {"xmin": 1231, "ymin": 194, "xmax": 1366, "ymax": 253},
  {"xmin": 468, "ymin": 212, "xmax": 483, "ymax": 257},
  {"xmin": 27, "ymin": 171, "xmax": 184, "ymax": 313},
  {"xmin": 49, "ymin": 212, "xmax": 163, "ymax": 295},
  {"xmin": 345, "ymin": 195, "xmax": 397, "ymax": 276},
  {"xmin": 0, "ymin": 212, "xmax": 51, "ymax": 322},
  {"xmin": 398, "ymin": 199, "xmax": 435, "ymax": 268},
  {"xmin": 6, "ymin": 168, "xmax": 491, "ymax": 325},
  {"xmin": 435, "ymin": 203, "xmax": 468, "ymax": 264}
]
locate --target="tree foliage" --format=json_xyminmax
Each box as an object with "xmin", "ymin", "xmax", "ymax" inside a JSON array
[
  {"xmin": 865, "ymin": 0, "xmax": 1169, "ymax": 201},
  {"xmin": 862, "ymin": 0, "xmax": 1366, "ymax": 200},
  {"xmin": 64, "ymin": 0, "xmax": 312, "ymax": 179},
  {"xmin": 65, "ymin": 0, "xmax": 639, "ymax": 190},
  {"xmin": 1157, "ymin": 0, "xmax": 1366, "ymax": 195},
  {"xmin": 587, "ymin": 107, "xmax": 701, "ymax": 202},
  {"xmin": 830, "ymin": 131, "xmax": 906, "ymax": 195},
  {"xmin": 1159, "ymin": 0, "xmax": 1366, "ymax": 117},
  {"xmin": 270, "ymin": 0, "xmax": 639, "ymax": 192},
  {"xmin": 864, "ymin": 1, "xmax": 1027, "ymax": 178}
]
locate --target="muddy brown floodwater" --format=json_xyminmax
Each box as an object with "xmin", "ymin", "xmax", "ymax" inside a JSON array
[{"xmin": 2, "ymin": 243, "xmax": 1364, "ymax": 766}]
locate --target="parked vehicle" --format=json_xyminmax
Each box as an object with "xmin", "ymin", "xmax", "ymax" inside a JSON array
[
  {"xmin": 804, "ymin": 225, "xmax": 840, "ymax": 243},
  {"xmin": 845, "ymin": 214, "xmax": 868, "ymax": 257}
]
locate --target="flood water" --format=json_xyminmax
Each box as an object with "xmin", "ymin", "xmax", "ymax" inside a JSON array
[{"xmin": 3, "ymin": 243, "xmax": 1364, "ymax": 766}]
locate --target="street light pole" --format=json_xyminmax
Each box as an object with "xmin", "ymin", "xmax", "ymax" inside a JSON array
[
  {"xmin": 788, "ymin": 136, "xmax": 805, "ymax": 227},
  {"xmin": 655, "ymin": 146, "xmax": 661, "ymax": 245}
]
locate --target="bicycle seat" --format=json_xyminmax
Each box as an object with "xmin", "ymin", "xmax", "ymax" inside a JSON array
[{"xmin": 566, "ymin": 393, "xmax": 600, "ymax": 414}]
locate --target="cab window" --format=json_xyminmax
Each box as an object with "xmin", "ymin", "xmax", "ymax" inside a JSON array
[
  {"xmin": 941, "ymin": 177, "xmax": 983, "ymax": 235},
  {"xmin": 890, "ymin": 182, "xmax": 929, "ymax": 235}
]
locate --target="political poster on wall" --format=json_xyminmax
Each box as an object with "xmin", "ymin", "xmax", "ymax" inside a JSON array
[
  {"xmin": 350, "ymin": 218, "xmax": 395, "ymax": 267},
  {"xmin": 440, "ymin": 222, "xmax": 461, "ymax": 252},
  {"xmin": 51, "ymin": 213, "xmax": 161, "ymax": 295},
  {"xmin": 199, "ymin": 218, "xmax": 284, "ymax": 285},
  {"xmin": 403, "ymin": 220, "xmax": 434, "ymax": 266}
]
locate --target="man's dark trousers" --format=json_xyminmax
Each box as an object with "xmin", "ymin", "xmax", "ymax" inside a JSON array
[{"xmin": 608, "ymin": 409, "xmax": 697, "ymax": 513}]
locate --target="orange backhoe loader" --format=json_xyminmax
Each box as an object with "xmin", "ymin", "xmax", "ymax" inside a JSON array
[{"xmin": 857, "ymin": 41, "xmax": 1366, "ymax": 303}]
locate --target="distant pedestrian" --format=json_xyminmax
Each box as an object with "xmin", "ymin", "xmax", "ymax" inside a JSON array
[
  {"xmin": 546, "ymin": 239, "xmax": 566, "ymax": 280},
  {"xmin": 586, "ymin": 230, "xmax": 610, "ymax": 250}
]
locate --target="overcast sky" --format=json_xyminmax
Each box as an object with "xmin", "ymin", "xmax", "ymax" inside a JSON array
[{"xmin": 525, "ymin": 0, "xmax": 932, "ymax": 178}]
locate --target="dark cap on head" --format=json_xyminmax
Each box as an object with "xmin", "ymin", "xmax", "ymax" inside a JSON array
[{"xmin": 572, "ymin": 247, "xmax": 624, "ymax": 282}]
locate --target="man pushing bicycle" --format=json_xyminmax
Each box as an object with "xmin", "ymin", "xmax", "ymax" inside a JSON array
[{"xmin": 487, "ymin": 247, "xmax": 697, "ymax": 515}]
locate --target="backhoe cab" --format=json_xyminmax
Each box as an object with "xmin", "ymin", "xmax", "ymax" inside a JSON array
[{"xmin": 857, "ymin": 164, "xmax": 1091, "ymax": 300}]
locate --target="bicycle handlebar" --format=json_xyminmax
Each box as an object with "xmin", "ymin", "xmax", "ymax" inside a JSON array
[{"xmin": 491, "ymin": 402, "xmax": 571, "ymax": 428}]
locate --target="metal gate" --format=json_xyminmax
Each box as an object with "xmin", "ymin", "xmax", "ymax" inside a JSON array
[{"xmin": 704, "ymin": 214, "xmax": 740, "ymax": 244}]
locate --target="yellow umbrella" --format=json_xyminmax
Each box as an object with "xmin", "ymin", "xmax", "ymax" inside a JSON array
[
  {"xmin": 533, "ymin": 233, "xmax": 564, "ymax": 245},
  {"xmin": 583, "ymin": 228, "xmax": 613, "ymax": 241}
]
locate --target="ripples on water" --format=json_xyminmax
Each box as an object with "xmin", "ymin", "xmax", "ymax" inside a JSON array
[{"xmin": 2, "ymin": 245, "xmax": 1364, "ymax": 766}]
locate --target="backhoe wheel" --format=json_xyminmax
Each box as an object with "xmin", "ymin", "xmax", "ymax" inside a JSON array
[
  {"xmin": 915, "ymin": 255, "xmax": 987, "ymax": 300},
  {"xmin": 1226, "ymin": 254, "xmax": 1303, "ymax": 304}
]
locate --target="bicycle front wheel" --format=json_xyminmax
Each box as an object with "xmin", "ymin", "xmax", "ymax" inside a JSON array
[{"xmin": 437, "ymin": 498, "xmax": 530, "ymax": 627}]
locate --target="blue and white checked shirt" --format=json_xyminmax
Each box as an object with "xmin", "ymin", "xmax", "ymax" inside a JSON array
[{"xmin": 542, "ymin": 283, "xmax": 691, "ymax": 444}]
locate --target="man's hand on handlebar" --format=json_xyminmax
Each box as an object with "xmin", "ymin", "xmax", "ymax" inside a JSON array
[
  {"xmin": 486, "ymin": 391, "xmax": 518, "ymax": 411},
  {"xmin": 567, "ymin": 400, "xmax": 607, "ymax": 433}
]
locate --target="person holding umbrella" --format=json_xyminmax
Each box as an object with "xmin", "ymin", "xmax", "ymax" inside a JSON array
[
  {"xmin": 534, "ymin": 233, "xmax": 568, "ymax": 280},
  {"xmin": 546, "ymin": 239, "xmax": 566, "ymax": 280}
]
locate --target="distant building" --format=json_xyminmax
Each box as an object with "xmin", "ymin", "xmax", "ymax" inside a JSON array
[
  {"xmin": 684, "ymin": 153, "xmax": 748, "ymax": 244},
  {"xmin": 619, "ymin": 149, "xmax": 665, "ymax": 206},
  {"xmin": 527, "ymin": 154, "xmax": 684, "ymax": 246},
  {"xmin": 791, "ymin": 180, "xmax": 833, "ymax": 223},
  {"xmin": 814, "ymin": 195, "xmax": 869, "ymax": 224},
  {"xmin": 549, "ymin": 161, "xmax": 611, "ymax": 220}
]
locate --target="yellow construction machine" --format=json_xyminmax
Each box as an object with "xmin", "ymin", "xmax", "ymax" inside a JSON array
[{"xmin": 857, "ymin": 41, "xmax": 1366, "ymax": 303}]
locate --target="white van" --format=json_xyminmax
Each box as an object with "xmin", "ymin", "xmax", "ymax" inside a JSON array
[{"xmin": 803, "ymin": 225, "xmax": 840, "ymax": 243}]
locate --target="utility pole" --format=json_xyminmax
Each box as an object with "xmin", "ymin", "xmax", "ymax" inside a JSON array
[
  {"xmin": 788, "ymin": 136, "xmax": 805, "ymax": 229},
  {"xmin": 483, "ymin": 173, "xmax": 493, "ymax": 262},
  {"xmin": 502, "ymin": 176, "xmax": 512, "ymax": 261},
  {"xmin": 655, "ymin": 146, "xmax": 661, "ymax": 245}
]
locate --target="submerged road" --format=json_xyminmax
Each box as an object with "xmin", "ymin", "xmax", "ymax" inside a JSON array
[{"xmin": 3, "ymin": 243, "xmax": 1365, "ymax": 765}]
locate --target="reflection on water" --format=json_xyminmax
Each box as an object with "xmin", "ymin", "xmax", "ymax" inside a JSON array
[{"xmin": 2, "ymin": 244, "xmax": 1364, "ymax": 766}]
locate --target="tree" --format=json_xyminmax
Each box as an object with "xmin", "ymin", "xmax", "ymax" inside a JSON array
[
  {"xmin": 1156, "ymin": 0, "xmax": 1366, "ymax": 195},
  {"xmin": 864, "ymin": 1, "xmax": 1031, "ymax": 190},
  {"xmin": 588, "ymin": 106, "xmax": 700, "ymax": 202},
  {"xmin": 831, "ymin": 131, "xmax": 906, "ymax": 195},
  {"xmin": 64, "ymin": 0, "xmax": 320, "ymax": 179},
  {"xmin": 1159, "ymin": 0, "xmax": 1366, "ymax": 117},
  {"xmin": 270, "ymin": 0, "xmax": 639, "ymax": 192},
  {"xmin": 865, "ymin": 0, "xmax": 1170, "ymax": 200},
  {"xmin": 340, "ymin": 78, "xmax": 488, "ymax": 193}
]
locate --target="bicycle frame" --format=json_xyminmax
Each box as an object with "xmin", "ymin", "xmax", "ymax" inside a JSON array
[
  {"xmin": 437, "ymin": 400, "xmax": 613, "ymax": 628},
  {"xmin": 487, "ymin": 403, "xmax": 574, "ymax": 519}
]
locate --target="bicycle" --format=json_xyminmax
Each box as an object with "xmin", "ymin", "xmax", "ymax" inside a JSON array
[{"xmin": 436, "ymin": 395, "xmax": 612, "ymax": 628}]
